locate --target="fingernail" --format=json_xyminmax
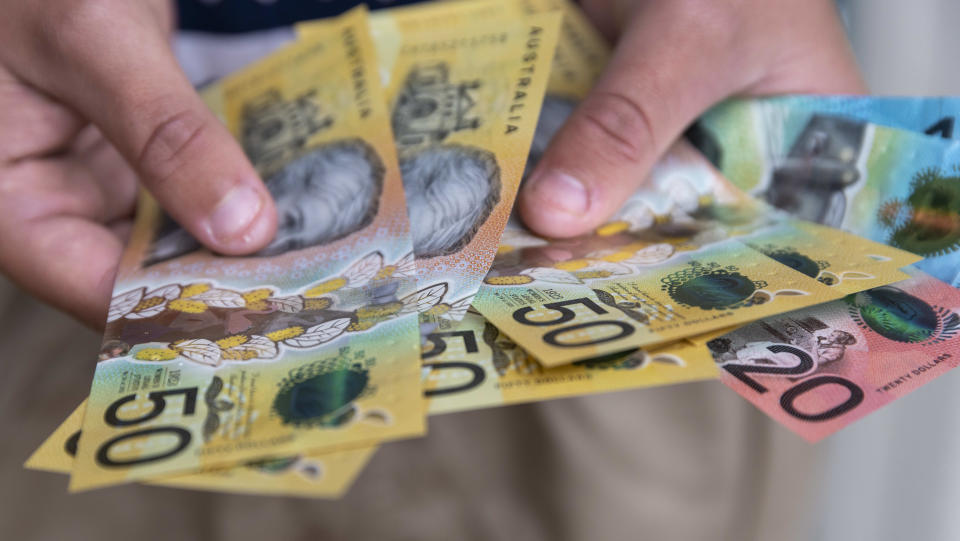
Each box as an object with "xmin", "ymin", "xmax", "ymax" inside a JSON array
[
  {"xmin": 208, "ymin": 185, "xmax": 264, "ymax": 245},
  {"xmin": 528, "ymin": 171, "xmax": 589, "ymax": 215}
]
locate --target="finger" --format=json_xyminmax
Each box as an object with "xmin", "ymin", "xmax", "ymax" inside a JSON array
[
  {"xmin": 0, "ymin": 151, "xmax": 135, "ymax": 327},
  {"xmin": 519, "ymin": 2, "xmax": 739, "ymax": 237},
  {"xmin": 519, "ymin": 0, "xmax": 865, "ymax": 238},
  {"xmin": 71, "ymin": 125, "xmax": 139, "ymax": 221},
  {"xmin": 18, "ymin": 2, "xmax": 277, "ymax": 255},
  {"xmin": 0, "ymin": 67, "xmax": 86, "ymax": 163},
  {"xmin": 0, "ymin": 215, "xmax": 123, "ymax": 327},
  {"xmin": 1, "ymin": 151, "xmax": 135, "ymax": 224}
]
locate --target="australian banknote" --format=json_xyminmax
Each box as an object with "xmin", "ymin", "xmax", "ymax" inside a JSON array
[
  {"xmin": 72, "ymin": 7, "xmax": 425, "ymax": 491},
  {"xmin": 29, "ymin": 402, "xmax": 375, "ymax": 498},
  {"xmin": 423, "ymin": 311, "xmax": 716, "ymax": 414},
  {"xmin": 709, "ymin": 269, "xmax": 960, "ymax": 441},
  {"xmin": 698, "ymin": 101, "xmax": 960, "ymax": 287}
]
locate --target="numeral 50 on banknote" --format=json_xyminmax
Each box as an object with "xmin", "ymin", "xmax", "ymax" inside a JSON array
[
  {"xmin": 511, "ymin": 296, "xmax": 636, "ymax": 349},
  {"xmin": 93, "ymin": 387, "xmax": 200, "ymax": 467}
]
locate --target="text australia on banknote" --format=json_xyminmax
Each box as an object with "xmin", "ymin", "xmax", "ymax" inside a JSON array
[{"xmin": 71, "ymin": 8, "xmax": 422, "ymax": 491}]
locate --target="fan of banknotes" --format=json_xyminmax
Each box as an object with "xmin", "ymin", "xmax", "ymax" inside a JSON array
[{"xmin": 24, "ymin": 0, "xmax": 960, "ymax": 498}]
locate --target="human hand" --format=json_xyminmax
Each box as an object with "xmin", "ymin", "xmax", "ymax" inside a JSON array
[
  {"xmin": 518, "ymin": 0, "xmax": 866, "ymax": 237},
  {"xmin": 0, "ymin": 0, "xmax": 277, "ymax": 328}
]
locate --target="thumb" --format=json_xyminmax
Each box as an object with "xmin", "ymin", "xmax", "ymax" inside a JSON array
[
  {"xmin": 518, "ymin": 4, "xmax": 741, "ymax": 238},
  {"xmin": 34, "ymin": 2, "xmax": 277, "ymax": 255}
]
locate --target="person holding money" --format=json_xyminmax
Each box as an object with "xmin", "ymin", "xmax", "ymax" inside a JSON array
[
  {"xmin": 0, "ymin": 0, "xmax": 864, "ymax": 329},
  {"xmin": 0, "ymin": 0, "xmax": 883, "ymax": 540}
]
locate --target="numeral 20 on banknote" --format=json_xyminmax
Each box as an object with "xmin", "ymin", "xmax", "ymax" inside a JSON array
[{"xmin": 720, "ymin": 346, "xmax": 865, "ymax": 423}]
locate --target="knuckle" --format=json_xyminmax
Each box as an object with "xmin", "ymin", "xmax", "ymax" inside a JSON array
[
  {"xmin": 45, "ymin": 0, "xmax": 116, "ymax": 47},
  {"xmin": 40, "ymin": 0, "xmax": 164, "ymax": 69},
  {"xmin": 668, "ymin": 0, "xmax": 740, "ymax": 45},
  {"xmin": 576, "ymin": 90, "xmax": 656, "ymax": 164},
  {"xmin": 32, "ymin": 0, "xmax": 123, "ymax": 77},
  {"xmin": 136, "ymin": 107, "xmax": 210, "ymax": 187}
]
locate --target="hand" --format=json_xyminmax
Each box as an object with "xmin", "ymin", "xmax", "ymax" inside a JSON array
[
  {"xmin": 0, "ymin": 0, "xmax": 277, "ymax": 328},
  {"xmin": 517, "ymin": 0, "xmax": 866, "ymax": 237}
]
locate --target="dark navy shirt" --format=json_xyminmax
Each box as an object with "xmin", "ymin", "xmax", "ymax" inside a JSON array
[{"xmin": 177, "ymin": 0, "xmax": 426, "ymax": 33}]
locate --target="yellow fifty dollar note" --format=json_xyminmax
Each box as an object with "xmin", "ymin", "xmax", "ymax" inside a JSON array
[
  {"xmin": 475, "ymin": 234, "xmax": 856, "ymax": 367},
  {"xmin": 29, "ymin": 402, "xmax": 376, "ymax": 498},
  {"xmin": 72, "ymin": 7, "xmax": 423, "ymax": 491},
  {"xmin": 384, "ymin": 13, "xmax": 561, "ymax": 331},
  {"xmin": 423, "ymin": 311, "xmax": 717, "ymax": 414}
]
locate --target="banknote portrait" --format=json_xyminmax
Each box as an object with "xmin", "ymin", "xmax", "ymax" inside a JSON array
[
  {"xmin": 400, "ymin": 144, "xmax": 500, "ymax": 258},
  {"xmin": 391, "ymin": 62, "xmax": 503, "ymax": 258},
  {"xmin": 144, "ymin": 138, "xmax": 385, "ymax": 265}
]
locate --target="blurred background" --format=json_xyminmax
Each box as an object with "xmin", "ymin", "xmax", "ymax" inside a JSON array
[{"xmin": 2, "ymin": 0, "xmax": 959, "ymax": 539}]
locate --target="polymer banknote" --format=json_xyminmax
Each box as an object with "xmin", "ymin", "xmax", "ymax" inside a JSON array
[
  {"xmin": 709, "ymin": 269, "xmax": 960, "ymax": 442},
  {"xmin": 473, "ymin": 139, "xmax": 919, "ymax": 367},
  {"xmin": 303, "ymin": 7, "xmax": 562, "ymax": 334},
  {"xmin": 29, "ymin": 402, "xmax": 375, "ymax": 498},
  {"xmin": 697, "ymin": 102, "xmax": 960, "ymax": 287},
  {"xmin": 72, "ymin": 8, "xmax": 424, "ymax": 491},
  {"xmin": 423, "ymin": 311, "xmax": 716, "ymax": 414}
]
